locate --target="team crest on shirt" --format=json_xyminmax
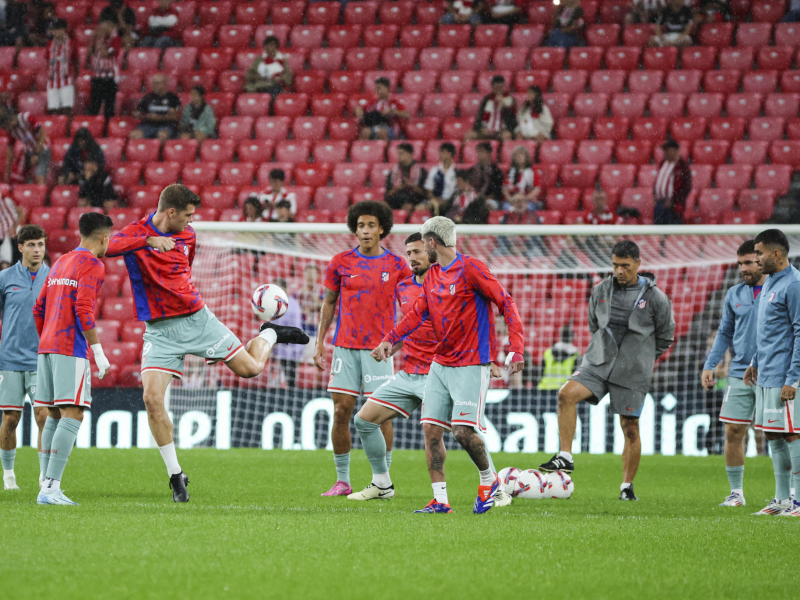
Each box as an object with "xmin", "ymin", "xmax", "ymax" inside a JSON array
[
  {"xmin": 769, "ymin": 292, "xmax": 776, "ymax": 302},
  {"xmin": 637, "ymin": 299, "xmax": 647, "ymax": 309},
  {"xmin": 381, "ymin": 271, "xmax": 389, "ymax": 282},
  {"xmin": 449, "ymin": 284, "xmax": 456, "ymax": 295}
]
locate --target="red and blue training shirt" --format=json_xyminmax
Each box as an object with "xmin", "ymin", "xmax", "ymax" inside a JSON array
[
  {"xmin": 106, "ymin": 213, "xmax": 204, "ymax": 321},
  {"xmin": 395, "ymin": 274, "xmax": 438, "ymax": 375},
  {"xmin": 384, "ymin": 253, "xmax": 525, "ymax": 367},
  {"xmin": 33, "ymin": 248, "xmax": 105, "ymax": 359},
  {"xmin": 324, "ymin": 247, "xmax": 412, "ymax": 350}
]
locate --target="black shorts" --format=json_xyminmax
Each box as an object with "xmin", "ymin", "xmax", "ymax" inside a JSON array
[{"xmin": 569, "ymin": 368, "xmax": 646, "ymax": 417}]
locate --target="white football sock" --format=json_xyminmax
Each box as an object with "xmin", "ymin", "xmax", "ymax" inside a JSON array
[
  {"xmin": 621, "ymin": 482, "xmax": 632, "ymax": 491},
  {"xmin": 559, "ymin": 451, "xmax": 574, "ymax": 462},
  {"xmin": 258, "ymin": 328, "xmax": 277, "ymax": 347},
  {"xmin": 479, "ymin": 467, "xmax": 495, "ymax": 486},
  {"xmin": 3, "ymin": 469, "xmax": 14, "ymax": 479},
  {"xmin": 42, "ymin": 477, "xmax": 60, "ymax": 494},
  {"xmin": 372, "ymin": 472, "xmax": 391, "ymax": 488},
  {"xmin": 731, "ymin": 488, "xmax": 743, "ymax": 496},
  {"xmin": 432, "ymin": 482, "xmax": 448, "ymax": 504},
  {"xmin": 158, "ymin": 443, "xmax": 182, "ymax": 476}
]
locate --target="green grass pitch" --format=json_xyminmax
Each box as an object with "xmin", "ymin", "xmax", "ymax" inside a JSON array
[{"xmin": 1, "ymin": 448, "xmax": 796, "ymax": 600}]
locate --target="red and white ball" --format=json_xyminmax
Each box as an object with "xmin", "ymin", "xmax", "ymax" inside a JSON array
[
  {"xmin": 498, "ymin": 467, "xmax": 521, "ymax": 495},
  {"xmin": 544, "ymin": 471, "xmax": 574, "ymax": 499},
  {"xmin": 251, "ymin": 284, "xmax": 289, "ymax": 322},
  {"xmin": 515, "ymin": 469, "xmax": 548, "ymax": 499}
]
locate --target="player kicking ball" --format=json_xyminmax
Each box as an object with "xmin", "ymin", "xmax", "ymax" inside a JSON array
[
  {"xmin": 107, "ymin": 185, "xmax": 308, "ymax": 503},
  {"xmin": 34, "ymin": 213, "xmax": 114, "ymax": 505},
  {"xmin": 0, "ymin": 225, "xmax": 49, "ymax": 490},
  {"xmin": 350, "ymin": 233, "xmax": 513, "ymax": 509},
  {"xmin": 373, "ymin": 217, "xmax": 525, "ymax": 514}
]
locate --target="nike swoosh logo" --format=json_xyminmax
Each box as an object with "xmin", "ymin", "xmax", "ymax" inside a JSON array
[
  {"xmin": 769, "ymin": 419, "xmax": 779, "ymax": 423},
  {"xmin": 459, "ymin": 411, "xmax": 470, "ymax": 416},
  {"xmin": 794, "ymin": 472, "xmax": 800, "ymax": 475},
  {"xmin": 599, "ymin": 300, "xmax": 605, "ymax": 303},
  {"xmin": 378, "ymin": 490, "xmax": 393, "ymax": 497},
  {"xmin": 349, "ymin": 275, "xmax": 359, "ymax": 278},
  {"xmin": 227, "ymin": 343, "xmax": 234, "ymax": 351},
  {"xmin": 735, "ymin": 304, "xmax": 742, "ymax": 308}
]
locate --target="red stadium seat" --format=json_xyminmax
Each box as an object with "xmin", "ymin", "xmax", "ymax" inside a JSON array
[
  {"xmin": 552, "ymin": 70, "xmax": 588, "ymax": 94},
  {"xmin": 764, "ymin": 93, "xmax": 800, "ymax": 118},
  {"xmin": 704, "ymin": 70, "xmax": 742, "ymax": 94},
  {"xmin": 182, "ymin": 25, "xmax": 216, "ymax": 48},
  {"xmin": 681, "ymin": 47, "xmax": 717, "ymax": 71},
  {"xmin": 648, "ymin": 93, "xmax": 686, "ymax": 118},
  {"xmin": 748, "ymin": 117, "xmax": 785, "ymax": 142},
  {"xmin": 493, "ymin": 48, "xmax": 529, "ymax": 71},
  {"xmin": 111, "ymin": 163, "xmax": 143, "ymax": 188},
  {"xmin": 254, "ymin": 116, "xmax": 290, "ymax": 141},
  {"xmin": 590, "ymin": 70, "xmax": 626, "ymax": 94},
  {"xmin": 234, "ymin": 0, "xmax": 268, "ymax": 25},
  {"xmin": 515, "ymin": 70, "xmax": 550, "ymax": 91},
  {"xmin": 199, "ymin": 185, "xmax": 238, "ymax": 210},
  {"xmin": 605, "ymin": 47, "xmax": 641, "ymax": 71},
  {"xmin": 363, "ymin": 70, "xmax": 399, "ymax": 92},
  {"xmin": 369, "ymin": 163, "xmax": 392, "ymax": 186},
  {"xmin": 198, "ymin": 48, "xmax": 234, "ymax": 72},
  {"xmin": 697, "ymin": 189, "xmax": 736, "ymax": 222},
  {"xmin": 380, "ymin": 1, "xmax": 415, "ymax": 25},
  {"xmin": 736, "ymin": 23, "xmax": 772, "ymax": 47},
  {"xmin": 294, "ymin": 164, "xmax": 331, "ymax": 188},
  {"xmin": 197, "ymin": 0, "xmax": 231, "ymax": 25},
  {"xmin": 294, "ymin": 71, "xmax": 327, "ymax": 95},
  {"xmin": 163, "ymin": 140, "xmax": 198, "ymax": 164},
  {"xmin": 237, "ymin": 140, "xmax": 273, "ymax": 163},
  {"xmin": 182, "ymin": 162, "xmax": 218, "ymax": 187},
  {"xmin": 456, "ymin": 48, "xmax": 491, "ymax": 72},
  {"xmin": 545, "ymin": 188, "xmax": 581, "ymax": 212},
  {"xmin": 126, "ymin": 48, "xmax": 160, "ymax": 73},
  {"xmin": 126, "ymin": 139, "xmax": 161, "ymax": 163},
  {"xmin": 530, "ymin": 47, "xmax": 566, "ymax": 71},
  {"xmin": 572, "ymin": 93, "xmax": 609, "ymax": 118},
  {"xmin": 788, "ymin": 117, "xmax": 800, "ymax": 139},
  {"xmin": 439, "ymin": 71, "xmax": 476, "ymax": 95},
  {"xmin": 142, "ymin": 162, "xmax": 179, "ymax": 188},
  {"xmin": 39, "ymin": 116, "xmax": 68, "ymax": 139},
  {"xmin": 254, "ymin": 25, "xmax": 290, "ymax": 48},
  {"xmin": 327, "ymin": 71, "xmax": 363, "ymax": 95},
  {"xmin": 621, "ymin": 188, "xmax": 654, "ymax": 222},
  {"xmin": 584, "ymin": 23, "xmax": 619, "ymax": 47},
  {"xmin": 576, "ymin": 141, "xmax": 613, "ymax": 165},
  {"xmin": 50, "ymin": 185, "xmax": 80, "ymax": 209},
  {"xmin": 755, "ymin": 164, "xmax": 792, "ymax": 194},
  {"xmin": 708, "ymin": 117, "xmax": 747, "ymax": 141},
  {"xmin": 623, "ymin": 24, "xmax": 652, "ymax": 46},
  {"xmin": 218, "ymin": 163, "xmax": 255, "ymax": 187},
  {"xmin": 725, "ymin": 93, "xmax": 763, "ymax": 119},
  {"xmin": 275, "ymin": 140, "xmax": 311, "ymax": 163},
  {"xmin": 731, "ymin": 140, "xmax": 769, "ymax": 165},
  {"xmin": 594, "ymin": 117, "xmax": 630, "ymax": 141},
  {"xmin": 665, "ymin": 69, "xmax": 702, "ymax": 94},
  {"xmin": 441, "ymin": 117, "xmax": 473, "ymax": 140},
  {"xmin": 363, "ymin": 24, "xmax": 399, "ymax": 49},
  {"xmin": 332, "ymin": 163, "xmax": 368, "ymax": 188},
  {"xmin": 669, "ymin": 116, "xmax": 707, "ymax": 142},
  {"xmin": 610, "ymin": 93, "xmax": 648, "ymax": 117},
  {"xmin": 290, "ymin": 25, "xmax": 325, "ymax": 50},
  {"xmin": 422, "ymin": 94, "xmax": 458, "ymax": 119},
  {"xmin": 311, "ymin": 141, "xmax": 347, "ymax": 165},
  {"xmin": 600, "ymin": 164, "xmax": 636, "ymax": 190},
  {"xmin": 306, "ymin": 1, "xmax": 340, "ymax": 25},
  {"xmin": 688, "ymin": 165, "xmax": 714, "ymax": 191},
  {"xmin": 395, "ymin": 25, "xmax": 433, "ymax": 50},
  {"xmin": 293, "ymin": 117, "xmax": 328, "ymax": 142},
  {"xmin": 273, "ymin": 94, "xmax": 310, "ymax": 118},
  {"xmin": 538, "ymin": 141, "xmax": 575, "ymax": 165},
  {"xmin": 314, "ymin": 187, "xmax": 351, "ymax": 212},
  {"xmin": 541, "ymin": 93, "xmax": 572, "ymax": 119},
  {"xmin": 715, "ymin": 165, "xmax": 752, "ymax": 189},
  {"xmin": 402, "ymin": 70, "xmax": 438, "ymax": 95},
  {"xmin": 476, "ymin": 70, "xmax": 512, "ymax": 94},
  {"xmin": 328, "ymin": 118, "xmax": 359, "ymax": 141},
  {"xmin": 381, "ymin": 48, "xmax": 417, "ymax": 73},
  {"xmin": 323, "ymin": 26, "xmax": 360, "ymax": 50},
  {"xmin": 615, "ymin": 140, "xmax": 654, "ymax": 166},
  {"xmin": 216, "ymin": 25, "xmax": 252, "ymax": 50},
  {"xmin": 742, "ymin": 71, "xmax": 778, "ymax": 94},
  {"xmin": 686, "ymin": 93, "xmax": 725, "ymax": 118},
  {"xmin": 718, "ymin": 47, "xmax": 753, "ymax": 71},
  {"xmin": 345, "ymin": 1, "xmax": 379, "ymax": 24},
  {"xmin": 557, "ymin": 117, "xmax": 593, "ymax": 141},
  {"xmin": 405, "ymin": 118, "xmax": 441, "ymax": 141},
  {"xmin": 699, "ymin": 23, "xmax": 734, "ymax": 47},
  {"xmin": 218, "ymin": 116, "xmax": 253, "ymax": 141},
  {"xmin": 474, "ymin": 25, "xmax": 508, "ymax": 49},
  {"xmin": 640, "ymin": 47, "xmax": 676, "ymax": 71},
  {"xmin": 775, "ymin": 22, "xmax": 800, "ymax": 47},
  {"xmin": 560, "ymin": 164, "xmax": 598, "ymax": 189},
  {"xmin": 16, "ymin": 92, "xmax": 46, "ymax": 115},
  {"xmin": 628, "ymin": 70, "xmax": 664, "ymax": 95},
  {"xmin": 413, "ymin": 47, "xmax": 452, "ymax": 71},
  {"xmin": 217, "ymin": 71, "xmax": 245, "ymax": 94},
  {"xmin": 457, "ymin": 94, "xmax": 483, "ymax": 118},
  {"xmin": 632, "ymin": 117, "xmax": 669, "ymax": 141},
  {"xmin": 180, "ymin": 70, "xmax": 217, "ymax": 94},
  {"xmin": 437, "ymin": 25, "xmax": 471, "ymax": 48},
  {"xmin": 343, "ymin": 49, "xmax": 379, "ymax": 73},
  {"xmin": 719, "ymin": 210, "xmax": 759, "ymax": 225},
  {"xmin": 738, "ymin": 190, "xmax": 776, "ymax": 220},
  {"xmin": 101, "ymin": 297, "xmax": 136, "ymax": 322},
  {"xmin": 692, "ymin": 140, "xmax": 731, "ymax": 166},
  {"xmin": 127, "ymin": 186, "xmax": 161, "ymax": 210},
  {"xmin": 17, "ymin": 48, "xmax": 46, "ymax": 72},
  {"xmin": 636, "ymin": 164, "xmax": 658, "ymax": 188},
  {"xmin": 270, "ymin": 1, "xmax": 305, "ymax": 25},
  {"xmin": 752, "ymin": 2, "xmax": 786, "ymax": 23},
  {"xmin": 95, "ymin": 319, "xmax": 122, "ymax": 343},
  {"xmin": 770, "ymin": 141, "xmax": 800, "ymax": 167},
  {"xmin": 70, "ymin": 116, "xmax": 104, "ymax": 138},
  {"xmin": 568, "ymin": 47, "xmax": 603, "ymax": 71},
  {"xmin": 30, "ymin": 207, "xmax": 67, "ymax": 230}
]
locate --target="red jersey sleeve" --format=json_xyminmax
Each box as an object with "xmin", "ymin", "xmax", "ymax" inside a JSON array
[
  {"xmin": 76, "ymin": 260, "xmax": 105, "ymax": 331},
  {"xmin": 385, "ymin": 287, "xmax": 429, "ymax": 346},
  {"xmin": 33, "ymin": 281, "xmax": 47, "ymax": 335},
  {"xmin": 464, "ymin": 258, "xmax": 525, "ymax": 356},
  {"xmin": 323, "ymin": 256, "xmax": 341, "ymax": 292},
  {"xmin": 107, "ymin": 222, "xmax": 150, "ymax": 256},
  {"xmin": 187, "ymin": 229, "xmax": 197, "ymax": 266}
]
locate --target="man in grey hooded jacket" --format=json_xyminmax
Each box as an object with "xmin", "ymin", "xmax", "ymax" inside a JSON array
[{"xmin": 540, "ymin": 240, "xmax": 675, "ymax": 500}]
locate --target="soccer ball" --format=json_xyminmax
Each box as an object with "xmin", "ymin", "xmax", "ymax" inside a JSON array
[
  {"xmin": 545, "ymin": 471, "xmax": 574, "ymax": 499},
  {"xmin": 515, "ymin": 469, "xmax": 548, "ymax": 500},
  {"xmin": 498, "ymin": 467, "xmax": 521, "ymax": 495},
  {"xmin": 251, "ymin": 284, "xmax": 289, "ymax": 322}
]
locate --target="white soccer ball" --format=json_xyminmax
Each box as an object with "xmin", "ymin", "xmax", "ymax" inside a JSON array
[
  {"xmin": 515, "ymin": 469, "xmax": 548, "ymax": 499},
  {"xmin": 498, "ymin": 467, "xmax": 521, "ymax": 495},
  {"xmin": 251, "ymin": 284, "xmax": 289, "ymax": 322},
  {"xmin": 545, "ymin": 470, "xmax": 574, "ymax": 499}
]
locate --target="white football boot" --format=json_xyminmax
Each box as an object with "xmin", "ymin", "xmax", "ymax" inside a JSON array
[
  {"xmin": 347, "ymin": 483, "xmax": 395, "ymax": 501},
  {"xmin": 719, "ymin": 492, "xmax": 746, "ymax": 507}
]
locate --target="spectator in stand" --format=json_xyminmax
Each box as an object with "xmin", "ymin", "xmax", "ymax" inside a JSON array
[
  {"xmin": 696, "ymin": 0, "xmax": 730, "ymax": 22},
  {"xmin": 504, "ymin": 146, "xmax": 542, "ymax": 209},
  {"xmin": 546, "ymin": 0, "xmax": 586, "ymax": 48},
  {"xmin": 45, "ymin": 19, "xmax": 76, "ymax": 119},
  {"xmin": 178, "ymin": 86, "xmax": 216, "ymax": 142},
  {"xmin": 242, "ymin": 196, "xmax": 263, "ymax": 222},
  {"xmin": 0, "ymin": 0, "xmax": 27, "ymax": 48},
  {"xmin": 649, "ymin": 0, "xmax": 696, "ymax": 47},
  {"xmin": 140, "ymin": 0, "xmax": 180, "ymax": 50},
  {"xmin": 245, "ymin": 35, "xmax": 293, "ymax": 96},
  {"xmin": 270, "ymin": 200, "xmax": 295, "ymax": 223},
  {"xmin": 384, "ymin": 143, "xmax": 427, "ymax": 211},
  {"xmin": 782, "ymin": 0, "xmax": 800, "ymax": 22},
  {"xmin": 130, "ymin": 74, "xmax": 182, "ymax": 141},
  {"xmin": 441, "ymin": 0, "xmax": 482, "ymax": 24},
  {"xmin": 469, "ymin": 141, "xmax": 504, "ymax": 207},
  {"xmin": 354, "ymin": 77, "xmax": 409, "ymax": 142},
  {"xmin": 258, "ymin": 169, "xmax": 297, "ymax": 220},
  {"xmin": 0, "ymin": 108, "xmax": 50, "ymax": 185},
  {"xmin": 60, "ymin": 128, "xmax": 105, "ymax": 185},
  {"xmin": 99, "ymin": 0, "xmax": 137, "ymax": 50},
  {"xmin": 502, "ymin": 193, "xmax": 541, "ymax": 225},
  {"xmin": 443, "ymin": 170, "xmax": 477, "ymax": 223},
  {"xmin": 653, "ymin": 140, "xmax": 692, "ymax": 225},
  {"xmin": 582, "ymin": 189, "xmax": 624, "ymax": 225},
  {"xmin": 272, "ymin": 277, "xmax": 303, "ymax": 388},
  {"xmin": 0, "ymin": 193, "xmax": 25, "ymax": 264},
  {"xmin": 516, "ymin": 85, "xmax": 553, "ymax": 142},
  {"xmin": 423, "ymin": 142, "xmax": 458, "ymax": 215},
  {"xmin": 626, "ymin": 0, "xmax": 667, "ymax": 24},
  {"xmin": 77, "ymin": 158, "xmax": 117, "ymax": 210},
  {"xmin": 86, "ymin": 21, "xmax": 122, "ymax": 121},
  {"xmin": 480, "ymin": 0, "xmax": 522, "ymax": 25},
  {"xmin": 465, "ymin": 75, "xmax": 517, "ymax": 142},
  {"xmin": 28, "ymin": 1, "xmax": 55, "ymax": 46}
]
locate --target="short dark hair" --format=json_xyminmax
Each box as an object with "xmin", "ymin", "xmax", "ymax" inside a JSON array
[
  {"xmin": 737, "ymin": 240, "xmax": 756, "ymax": 256},
  {"xmin": 50, "ymin": 18, "xmax": 67, "ymax": 30},
  {"xmin": 455, "ymin": 169, "xmax": 470, "ymax": 180},
  {"xmin": 263, "ymin": 35, "xmax": 279, "ymax": 47},
  {"xmin": 476, "ymin": 142, "xmax": 493, "ymax": 155},
  {"xmin": 662, "ymin": 139, "xmax": 680, "ymax": 150},
  {"xmin": 158, "ymin": 184, "xmax": 201, "ymax": 212},
  {"xmin": 397, "ymin": 142, "xmax": 414, "ymax": 155},
  {"xmin": 611, "ymin": 240, "xmax": 640, "ymax": 260},
  {"xmin": 17, "ymin": 224, "xmax": 47, "ymax": 245},
  {"xmin": 375, "ymin": 76, "xmax": 391, "ymax": 88},
  {"xmin": 191, "ymin": 85, "xmax": 206, "ymax": 97},
  {"xmin": 755, "ymin": 228, "xmax": 790, "ymax": 256},
  {"xmin": 405, "ymin": 232, "xmax": 422, "ymax": 244},
  {"xmin": 275, "ymin": 199, "xmax": 291, "ymax": 210},
  {"xmin": 491, "ymin": 75, "xmax": 505, "ymax": 85},
  {"xmin": 243, "ymin": 196, "xmax": 262, "ymax": 212},
  {"xmin": 269, "ymin": 168, "xmax": 286, "ymax": 181},
  {"xmin": 78, "ymin": 212, "xmax": 113, "ymax": 237},
  {"xmin": 439, "ymin": 142, "xmax": 456, "ymax": 157},
  {"xmin": 347, "ymin": 201, "xmax": 393, "ymax": 240}
]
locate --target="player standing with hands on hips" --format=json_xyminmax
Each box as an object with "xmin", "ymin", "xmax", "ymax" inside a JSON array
[
  {"xmin": 539, "ymin": 240, "xmax": 674, "ymax": 501},
  {"xmin": 34, "ymin": 213, "xmax": 113, "ymax": 506},
  {"xmin": 315, "ymin": 201, "xmax": 411, "ymax": 497},
  {"xmin": 702, "ymin": 240, "xmax": 764, "ymax": 507},
  {"xmin": 0, "ymin": 225, "xmax": 49, "ymax": 490},
  {"xmin": 744, "ymin": 229, "xmax": 800, "ymax": 517},
  {"xmin": 373, "ymin": 216, "xmax": 525, "ymax": 514}
]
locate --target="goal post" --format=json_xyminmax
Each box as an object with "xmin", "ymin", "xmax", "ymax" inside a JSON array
[{"xmin": 164, "ymin": 222, "xmax": 798, "ymax": 455}]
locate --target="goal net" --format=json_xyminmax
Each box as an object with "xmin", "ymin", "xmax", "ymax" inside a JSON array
[{"xmin": 167, "ymin": 222, "xmax": 783, "ymax": 457}]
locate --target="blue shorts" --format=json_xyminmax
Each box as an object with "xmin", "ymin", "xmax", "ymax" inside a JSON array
[{"xmin": 137, "ymin": 123, "xmax": 176, "ymax": 139}]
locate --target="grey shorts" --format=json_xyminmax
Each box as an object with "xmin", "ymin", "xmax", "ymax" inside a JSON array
[
  {"xmin": 755, "ymin": 385, "xmax": 796, "ymax": 433},
  {"xmin": 420, "ymin": 362, "xmax": 491, "ymax": 432},
  {"xmin": 570, "ymin": 368, "xmax": 646, "ymax": 417},
  {"xmin": 719, "ymin": 377, "xmax": 756, "ymax": 425},
  {"xmin": 0, "ymin": 370, "xmax": 36, "ymax": 411},
  {"xmin": 327, "ymin": 346, "xmax": 394, "ymax": 397},
  {"xmin": 367, "ymin": 371, "xmax": 426, "ymax": 418},
  {"xmin": 34, "ymin": 354, "xmax": 91, "ymax": 408}
]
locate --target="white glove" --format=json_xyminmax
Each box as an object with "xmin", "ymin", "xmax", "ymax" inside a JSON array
[
  {"xmin": 91, "ymin": 343, "xmax": 110, "ymax": 380},
  {"xmin": 504, "ymin": 351, "xmax": 523, "ymax": 367}
]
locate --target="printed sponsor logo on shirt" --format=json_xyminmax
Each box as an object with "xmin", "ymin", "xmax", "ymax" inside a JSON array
[
  {"xmin": 764, "ymin": 408, "xmax": 784, "ymax": 414},
  {"xmin": 454, "ymin": 400, "xmax": 478, "ymax": 408},
  {"xmin": 449, "ymin": 284, "xmax": 456, "ymax": 295},
  {"xmin": 206, "ymin": 332, "xmax": 232, "ymax": 356},
  {"xmin": 637, "ymin": 299, "xmax": 647, "ymax": 309},
  {"xmin": 47, "ymin": 277, "xmax": 78, "ymax": 288},
  {"xmin": 769, "ymin": 292, "xmax": 776, "ymax": 302},
  {"xmin": 364, "ymin": 373, "xmax": 393, "ymax": 384},
  {"xmin": 381, "ymin": 271, "xmax": 389, "ymax": 283}
]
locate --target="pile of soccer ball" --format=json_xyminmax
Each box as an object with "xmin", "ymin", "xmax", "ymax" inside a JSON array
[{"xmin": 498, "ymin": 467, "xmax": 574, "ymax": 499}]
